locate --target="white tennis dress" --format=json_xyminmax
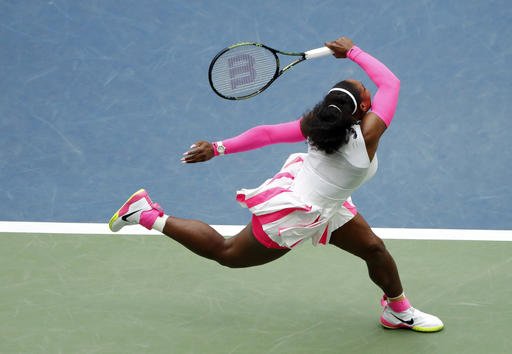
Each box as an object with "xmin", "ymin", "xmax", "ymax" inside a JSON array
[{"xmin": 236, "ymin": 124, "xmax": 378, "ymax": 248}]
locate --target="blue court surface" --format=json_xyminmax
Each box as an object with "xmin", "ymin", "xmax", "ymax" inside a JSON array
[
  {"xmin": 1, "ymin": 0, "xmax": 511, "ymax": 229},
  {"xmin": 1, "ymin": 0, "xmax": 512, "ymax": 353}
]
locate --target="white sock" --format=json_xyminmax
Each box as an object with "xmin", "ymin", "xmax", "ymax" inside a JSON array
[{"xmin": 152, "ymin": 215, "xmax": 169, "ymax": 233}]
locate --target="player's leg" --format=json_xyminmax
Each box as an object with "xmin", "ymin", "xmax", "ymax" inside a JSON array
[
  {"xmin": 329, "ymin": 213, "xmax": 403, "ymax": 296},
  {"xmin": 161, "ymin": 217, "xmax": 290, "ymax": 268},
  {"xmin": 109, "ymin": 189, "xmax": 290, "ymax": 268},
  {"xmin": 329, "ymin": 213, "xmax": 444, "ymax": 332}
]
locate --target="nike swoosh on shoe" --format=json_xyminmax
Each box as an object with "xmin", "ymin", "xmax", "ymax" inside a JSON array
[
  {"xmin": 122, "ymin": 209, "xmax": 142, "ymax": 221},
  {"xmin": 391, "ymin": 313, "xmax": 414, "ymax": 325}
]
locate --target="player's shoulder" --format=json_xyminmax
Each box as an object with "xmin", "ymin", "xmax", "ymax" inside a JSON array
[{"xmin": 360, "ymin": 113, "xmax": 387, "ymax": 142}]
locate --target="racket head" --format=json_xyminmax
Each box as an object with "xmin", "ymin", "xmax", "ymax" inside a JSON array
[{"xmin": 208, "ymin": 42, "xmax": 280, "ymax": 100}]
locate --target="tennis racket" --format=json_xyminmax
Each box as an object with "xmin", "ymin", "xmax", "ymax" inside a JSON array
[{"xmin": 208, "ymin": 42, "xmax": 333, "ymax": 100}]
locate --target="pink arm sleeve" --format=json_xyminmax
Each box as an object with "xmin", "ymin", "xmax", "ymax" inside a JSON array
[
  {"xmin": 347, "ymin": 46, "xmax": 400, "ymax": 127},
  {"xmin": 213, "ymin": 118, "xmax": 305, "ymax": 155}
]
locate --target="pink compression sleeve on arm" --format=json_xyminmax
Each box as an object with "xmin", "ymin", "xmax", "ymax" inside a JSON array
[
  {"xmin": 347, "ymin": 46, "xmax": 400, "ymax": 127},
  {"xmin": 212, "ymin": 118, "xmax": 305, "ymax": 156}
]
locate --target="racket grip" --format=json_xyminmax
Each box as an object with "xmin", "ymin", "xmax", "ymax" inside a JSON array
[{"xmin": 304, "ymin": 46, "xmax": 333, "ymax": 59}]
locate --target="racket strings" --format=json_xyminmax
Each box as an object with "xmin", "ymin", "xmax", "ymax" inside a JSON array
[{"xmin": 210, "ymin": 45, "xmax": 278, "ymax": 98}]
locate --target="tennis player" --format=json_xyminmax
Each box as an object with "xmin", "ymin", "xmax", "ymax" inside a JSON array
[{"xmin": 109, "ymin": 36, "xmax": 443, "ymax": 332}]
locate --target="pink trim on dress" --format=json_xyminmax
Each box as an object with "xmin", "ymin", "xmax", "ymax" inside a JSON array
[
  {"xmin": 342, "ymin": 200, "xmax": 358, "ymax": 216},
  {"xmin": 236, "ymin": 187, "xmax": 291, "ymax": 208},
  {"xmin": 257, "ymin": 206, "xmax": 312, "ymax": 224},
  {"xmin": 283, "ymin": 155, "xmax": 304, "ymax": 168},
  {"xmin": 269, "ymin": 172, "xmax": 295, "ymax": 183},
  {"xmin": 251, "ymin": 215, "xmax": 288, "ymax": 249},
  {"xmin": 318, "ymin": 226, "xmax": 329, "ymax": 245},
  {"xmin": 289, "ymin": 239, "xmax": 304, "ymax": 248}
]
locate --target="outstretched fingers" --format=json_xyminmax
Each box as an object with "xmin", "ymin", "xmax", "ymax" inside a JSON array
[{"xmin": 181, "ymin": 141, "xmax": 215, "ymax": 163}]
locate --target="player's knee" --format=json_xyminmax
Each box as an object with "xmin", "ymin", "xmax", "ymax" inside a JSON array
[
  {"xmin": 362, "ymin": 236, "xmax": 387, "ymax": 260},
  {"xmin": 215, "ymin": 241, "xmax": 243, "ymax": 268}
]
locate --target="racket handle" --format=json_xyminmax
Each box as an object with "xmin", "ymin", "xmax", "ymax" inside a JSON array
[{"xmin": 304, "ymin": 46, "xmax": 334, "ymax": 59}]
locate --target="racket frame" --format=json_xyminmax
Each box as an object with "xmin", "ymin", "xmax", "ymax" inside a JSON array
[{"xmin": 208, "ymin": 42, "xmax": 312, "ymax": 100}]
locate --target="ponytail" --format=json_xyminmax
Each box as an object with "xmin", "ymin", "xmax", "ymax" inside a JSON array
[{"xmin": 303, "ymin": 80, "xmax": 361, "ymax": 154}]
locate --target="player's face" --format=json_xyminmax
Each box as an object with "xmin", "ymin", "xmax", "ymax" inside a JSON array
[{"xmin": 346, "ymin": 79, "xmax": 371, "ymax": 113}]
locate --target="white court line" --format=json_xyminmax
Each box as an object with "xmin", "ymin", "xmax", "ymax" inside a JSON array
[{"xmin": 0, "ymin": 221, "xmax": 511, "ymax": 241}]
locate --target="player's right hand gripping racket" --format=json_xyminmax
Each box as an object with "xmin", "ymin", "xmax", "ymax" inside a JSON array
[{"xmin": 208, "ymin": 42, "xmax": 333, "ymax": 100}]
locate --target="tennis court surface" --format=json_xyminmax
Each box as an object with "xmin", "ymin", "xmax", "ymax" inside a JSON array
[
  {"xmin": 1, "ymin": 224, "xmax": 511, "ymax": 353},
  {"xmin": 2, "ymin": 1, "xmax": 511, "ymax": 352}
]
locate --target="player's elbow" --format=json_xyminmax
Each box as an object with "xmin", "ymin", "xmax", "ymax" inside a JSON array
[{"xmin": 389, "ymin": 76, "xmax": 400, "ymax": 93}]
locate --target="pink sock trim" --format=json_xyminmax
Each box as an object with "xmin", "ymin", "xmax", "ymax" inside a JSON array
[
  {"xmin": 139, "ymin": 203, "xmax": 164, "ymax": 230},
  {"xmin": 388, "ymin": 298, "xmax": 411, "ymax": 312}
]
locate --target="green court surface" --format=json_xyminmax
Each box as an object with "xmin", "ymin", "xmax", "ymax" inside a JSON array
[{"xmin": 1, "ymin": 232, "xmax": 511, "ymax": 354}]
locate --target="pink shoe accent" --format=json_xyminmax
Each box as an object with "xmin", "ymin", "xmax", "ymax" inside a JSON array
[
  {"xmin": 139, "ymin": 202, "xmax": 164, "ymax": 230},
  {"xmin": 380, "ymin": 316, "xmax": 410, "ymax": 329},
  {"xmin": 118, "ymin": 190, "xmax": 148, "ymax": 216}
]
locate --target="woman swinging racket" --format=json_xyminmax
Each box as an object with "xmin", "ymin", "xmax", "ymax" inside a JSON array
[{"xmin": 109, "ymin": 36, "xmax": 444, "ymax": 332}]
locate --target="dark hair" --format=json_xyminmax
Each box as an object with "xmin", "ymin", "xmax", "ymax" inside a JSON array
[{"xmin": 303, "ymin": 80, "xmax": 361, "ymax": 154}]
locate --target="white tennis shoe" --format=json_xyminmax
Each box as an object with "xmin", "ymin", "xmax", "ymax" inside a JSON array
[
  {"xmin": 380, "ymin": 297, "xmax": 444, "ymax": 332},
  {"xmin": 109, "ymin": 189, "xmax": 164, "ymax": 232}
]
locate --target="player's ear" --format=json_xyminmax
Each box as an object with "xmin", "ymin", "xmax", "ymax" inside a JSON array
[{"xmin": 360, "ymin": 102, "xmax": 369, "ymax": 112}]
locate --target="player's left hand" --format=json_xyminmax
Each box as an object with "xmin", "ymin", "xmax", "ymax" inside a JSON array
[{"xmin": 325, "ymin": 36, "xmax": 354, "ymax": 58}]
